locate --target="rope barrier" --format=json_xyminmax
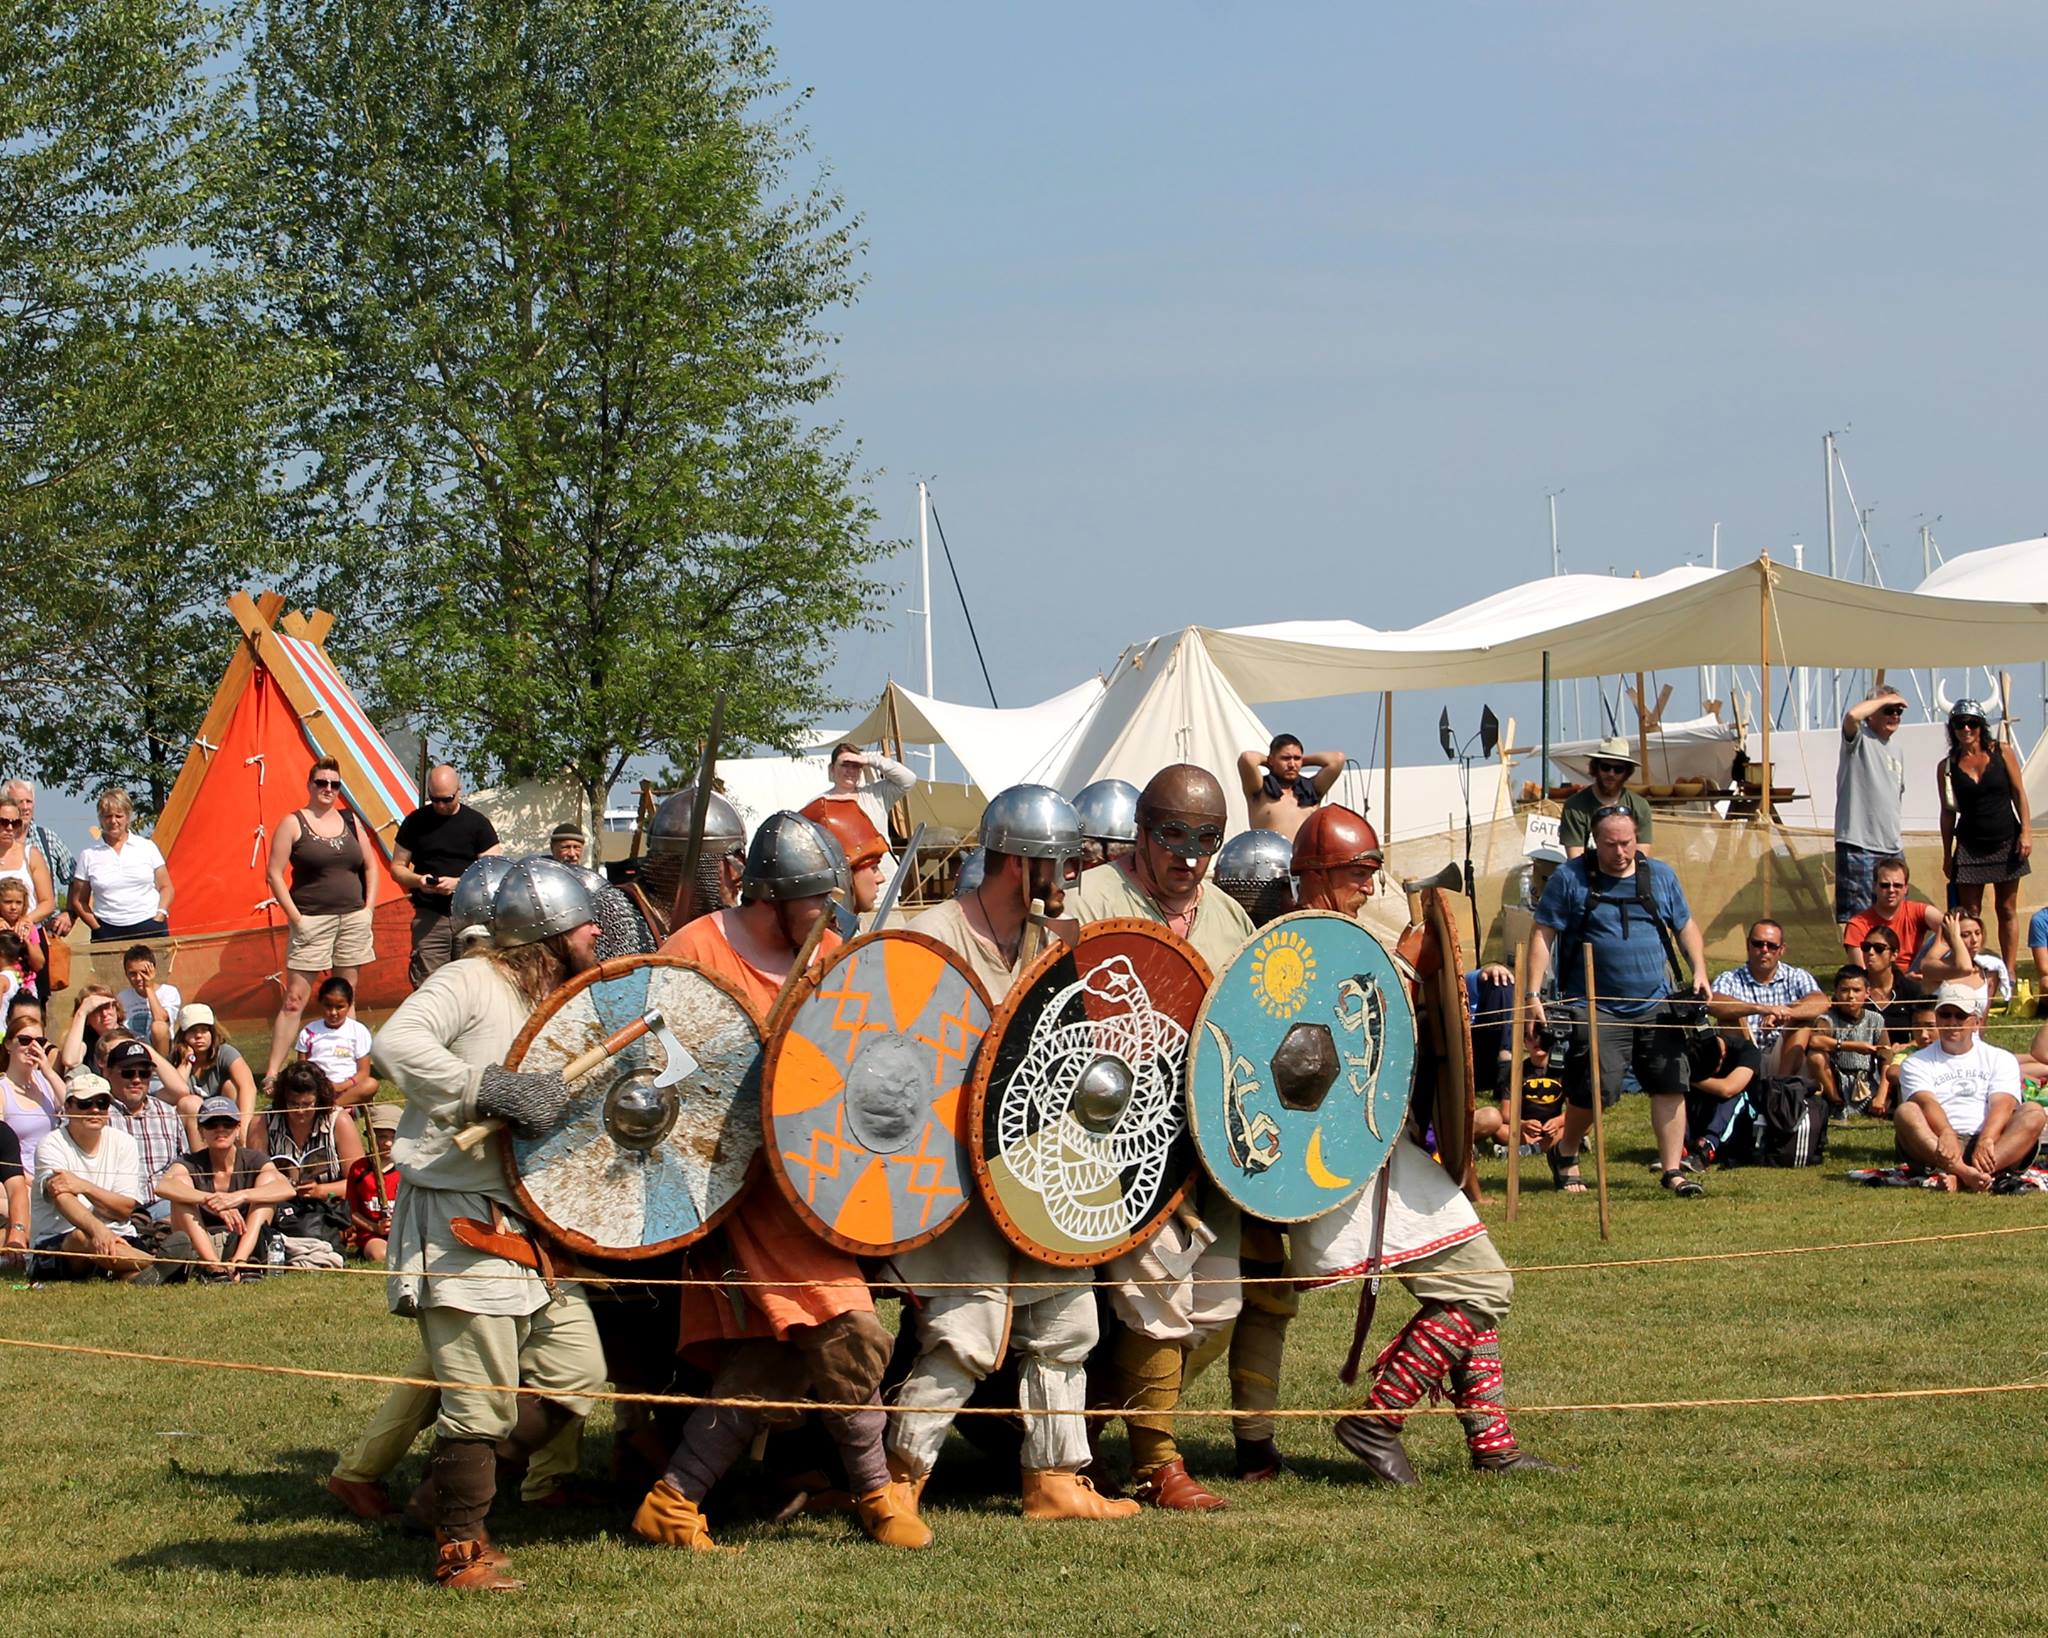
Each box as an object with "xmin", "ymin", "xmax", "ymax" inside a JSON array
[
  {"xmin": 3, "ymin": 1333, "xmax": 2044, "ymax": 1421},
  {"xmin": 17, "ymin": 1219, "xmax": 2048, "ymax": 1288}
]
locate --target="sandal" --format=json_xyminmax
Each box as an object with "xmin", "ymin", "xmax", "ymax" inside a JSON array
[
  {"xmin": 1547, "ymin": 1150, "xmax": 1588, "ymax": 1194},
  {"xmin": 1661, "ymin": 1168, "xmax": 1704, "ymax": 1199}
]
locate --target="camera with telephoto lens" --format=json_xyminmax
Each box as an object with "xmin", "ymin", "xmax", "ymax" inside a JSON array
[{"xmin": 1657, "ymin": 996, "xmax": 1712, "ymax": 1040}]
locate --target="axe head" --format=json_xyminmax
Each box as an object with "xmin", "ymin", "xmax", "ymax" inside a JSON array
[
  {"xmin": 646, "ymin": 1013, "xmax": 700, "ymax": 1088},
  {"xmin": 1402, "ymin": 863, "xmax": 1465, "ymax": 897}
]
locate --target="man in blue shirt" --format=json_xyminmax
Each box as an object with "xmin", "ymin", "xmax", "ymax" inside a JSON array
[{"xmin": 1526, "ymin": 806, "xmax": 1710, "ymax": 1198}]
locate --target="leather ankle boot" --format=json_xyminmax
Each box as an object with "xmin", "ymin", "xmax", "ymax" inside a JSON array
[
  {"xmin": 631, "ymin": 1480, "xmax": 723, "ymax": 1550},
  {"xmin": 1021, "ymin": 1468, "xmax": 1141, "ymax": 1521},
  {"xmin": 433, "ymin": 1535, "xmax": 522, "ymax": 1592},
  {"xmin": 1333, "ymin": 1413, "xmax": 1419, "ymax": 1486},
  {"xmin": 1133, "ymin": 1457, "xmax": 1228, "ymax": 1512},
  {"xmin": 854, "ymin": 1485, "xmax": 933, "ymax": 1549}
]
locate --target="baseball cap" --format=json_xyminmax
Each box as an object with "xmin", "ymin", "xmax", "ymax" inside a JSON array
[
  {"xmin": 104, "ymin": 1039, "xmax": 151, "ymax": 1071},
  {"xmin": 65, "ymin": 1072, "xmax": 113, "ymax": 1104},
  {"xmin": 197, "ymin": 1095, "xmax": 243, "ymax": 1126},
  {"xmin": 1527, "ymin": 843, "xmax": 1568, "ymax": 866},
  {"xmin": 178, "ymin": 1003, "xmax": 216, "ymax": 1032},
  {"xmin": 1932, "ymin": 980, "xmax": 1985, "ymax": 1016},
  {"xmin": 369, "ymin": 1103, "xmax": 403, "ymax": 1132}
]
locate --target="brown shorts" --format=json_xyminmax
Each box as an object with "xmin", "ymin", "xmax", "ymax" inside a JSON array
[{"xmin": 288, "ymin": 907, "xmax": 376, "ymax": 972}]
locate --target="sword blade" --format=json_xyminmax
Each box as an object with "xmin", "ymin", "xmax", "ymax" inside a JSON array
[{"xmin": 865, "ymin": 821, "xmax": 925, "ymax": 931}]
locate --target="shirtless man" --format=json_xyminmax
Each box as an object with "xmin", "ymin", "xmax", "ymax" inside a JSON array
[{"xmin": 1238, "ymin": 735, "xmax": 1345, "ymax": 840}]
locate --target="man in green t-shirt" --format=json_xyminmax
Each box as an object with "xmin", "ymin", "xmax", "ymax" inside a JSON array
[{"xmin": 1558, "ymin": 737, "xmax": 1654, "ymax": 858}]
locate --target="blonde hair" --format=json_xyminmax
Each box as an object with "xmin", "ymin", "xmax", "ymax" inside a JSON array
[
  {"xmin": 484, "ymin": 939, "xmax": 572, "ymax": 1009},
  {"xmin": 0, "ymin": 879, "xmax": 25, "ymax": 911},
  {"xmin": 97, "ymin": 788, "xmax": 134, "ymax": 820}
]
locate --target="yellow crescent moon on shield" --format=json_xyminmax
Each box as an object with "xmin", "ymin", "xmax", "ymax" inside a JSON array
[{"xmin": 1303, "ymin": 1125, "xmax": 1351, "ymax": 1190}]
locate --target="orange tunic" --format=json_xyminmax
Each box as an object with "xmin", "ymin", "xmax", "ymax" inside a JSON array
[{"xmin": 661, "ymin": 909, "xmax": 864, "ymax": 1348}]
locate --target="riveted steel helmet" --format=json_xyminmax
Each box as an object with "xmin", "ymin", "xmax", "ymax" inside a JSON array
[
  {"xmin": 450, "ymin": 855, "xmax": 514, "ymax": 944},
  {"xmin": 563, "ymin": 861, "xmax": 611, "ymax": 903},
  {"xmin": 953, "ymin": 846, "xmax": 987, "ymax": 896},
  {"xmin": 490, "ymin": 856, "xmax": 598, "ymax": 948},
  {"xmin": 1291, "ymin": 805, "xmax": 1383, "ymax": 876},
  {"xmin": 740, "ymin": 811, "xmax": 847, "ymax": 903},
  {"xmin": 644, "ymin": 785, "xmax": 747, "ymax": 910},
  {"xmin": 981, "ymin": 784, "xmax": 1085, "ymax": 887},
  {"xmin": 1073, "ymin": 778, "xmax": 1140, "ymax": 844},
  {"xmin": 1212, "ymin": 829, "xmax": 1296, "ymax": 926}
]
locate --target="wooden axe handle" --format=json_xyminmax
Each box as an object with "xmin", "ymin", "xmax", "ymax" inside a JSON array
[{"xmin": 453, "ymin": 1012, "xmax": 657, "ymax": 1153}]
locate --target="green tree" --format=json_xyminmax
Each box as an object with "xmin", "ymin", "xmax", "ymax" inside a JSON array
[
  {"xmin": 0, "ymin": 0, "xmax": 323, "ymax": 814},
  {"xmin": 250, "ymin": 0, "xmax": 889, "ymax": 832}
]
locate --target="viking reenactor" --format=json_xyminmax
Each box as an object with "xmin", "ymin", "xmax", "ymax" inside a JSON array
[
  {"xmin": 800, "ymin": 797, "xmax": 891, "ymax": 915},
  {"xmin": 627, "ymin": 785, "xmax": 748, "ymax": 943},
  {"xmin": 1063, "ymin": 764, "xmax": 1254, "ymax": 1510},
  {"xmin": 1189, "ymin": 824, "xmax": 1302, "ymax": 1480},
  {"xmin": 1284, "ymin": 805, "xmax": 1559, "ymax": 1484},
  {"xmin": 371, "ymin": 857, "xmax": 611, "ymax": 1590},
  {"xmin": 1072, "ymin": 777, "xmax": 1140, "ymax": 869},
  {"xmin": 882, "ymin": 785, "xmax": 1141, "ymax": 1521},
  {"xmin": 633, "ymin": 813, "xmax": 932, "ymax": 1551}
]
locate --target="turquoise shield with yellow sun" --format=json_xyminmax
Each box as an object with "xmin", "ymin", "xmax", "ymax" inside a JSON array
[{"xmin": 1186, "ymin": 910, "xmax": 1416, "ymax": 1221}]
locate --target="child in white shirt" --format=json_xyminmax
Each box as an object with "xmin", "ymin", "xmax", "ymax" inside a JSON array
[{"xmin": 295, "ymin": 976, "xmax": 377, "ymax": 1106}]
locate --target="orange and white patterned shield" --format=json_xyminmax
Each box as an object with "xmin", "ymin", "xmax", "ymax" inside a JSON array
[{"xmin": 760, "ymin": 929, "xmax": 994, "ymax": 1256}]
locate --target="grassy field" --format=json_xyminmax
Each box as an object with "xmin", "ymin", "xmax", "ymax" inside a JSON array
[{"xmin": 7, "ymin": 1074, "xmax": 2048, "ymax": 1635}]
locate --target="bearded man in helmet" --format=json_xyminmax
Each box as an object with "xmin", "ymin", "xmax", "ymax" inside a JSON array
[
  {"xmin": 1061, "ymin": 764, "xmax": 1255, "ymax": 1511},
  {"xmin": 1286, "ymin": 805, "xmax": 1560, "ymax": 1487},
  {"xmin": 370, "ymin": 857, "xmax": 610, "ymax": 1590},
  {"xmin": 880, "ymin": 785, "xmax": 1140, "ymax": 1523},
  {"xmin": 634, "ymin": 813, "xmax": 931, "ymax": 1553}
]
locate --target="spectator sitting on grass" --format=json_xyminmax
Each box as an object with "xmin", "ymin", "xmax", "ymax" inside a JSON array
[
  {"xmin": 344, "ymin": 1104, "xmax": 402, "ymax": 1262},
  {"xmin": 115, "ymin": 944, "xmax": 180, "ymax": 1054},
  {"xmin": 1894, "ymin": 982, "xmax": 2045, "ymax": 1193},
  {"xmin": 1, "ymin": 1119, "xmax": 29, "ymax": 1268},
  {"xmin": 29, "ymin": 1072, "xmax": 161, "ymax": 1282},
  {"xmin": 1682, "ymin": 1019, "xmax": 1763, "ymax": 1170},
  {"xmin": 1853, "ymin": 925, "xmax": 1925, "ymax": 1040},
  {"xmin": 104, "ymin": 1036, "xmax": 190, "ymax": 1227},
  {"xmin": 96, "ymin": 1032, "xmax": 197, "ymax": 1145},
  {"xmin": 258, "ymin": 1061, "xmax": 362, "ymax": 1250},
  {"xmin": 154, "ymin": 1096, "xmax": 294, "ymax": 1280},
  {"xmin": 295, "ymin": 976, "xmax": 377, "ymax": 1108},
  {"xmin": 1, "ymin": 1011, "xmax": 65, "ymax": 1173},
  {"xmin": 1921, "ymin": 911, "xmax": 2010, "ymax": 1008},
  {"xmin": 1805, "ymin": 966, "xmax": 1891, "ymax": 1118},
  {"xmin": 1884, "ymin": 1002, "xmax": 1941, "ymax": 1111},
  {"xmin": 1708, "ymin": 919, "xmax": 1828, "ymax": 1073},
  {"xmin": 1843, "ymin": 857, "xmax": 1949, "ymax": 974},
  {"xmin": 55, "ymin": 984, "xmax": 120, "ymax": 1075},
  {"xmin": 176, "ymin": 1005, "xmax": 258, "ymax": 1133}
]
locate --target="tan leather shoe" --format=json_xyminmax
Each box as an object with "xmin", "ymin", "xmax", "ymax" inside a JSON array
[
  {"xmin": 325, "ymin": 1473, "xmax": 398, "ymax": 1520},
  {"xmin": 1133, "ymin": 1457, "xmax": 1228, "ymax": 1512},
  {"xmin": 885, "ymin": 1450, "xmax": 931, "ymax": 1510},
  {"xmin": 854, "ymin": 1485, "xmax": 934, "ymax": 1549},
  {"xmin": 631, "ymin": 1480, "xmax": 723, "ymax": 1551},
  {"xmin": 1021, "ymin": 1468, "xmax": 1141, "ymax": 1520},
  {"xmin": 432, "ymin": 1536, "xmax": 522, "ymax": 1591}
]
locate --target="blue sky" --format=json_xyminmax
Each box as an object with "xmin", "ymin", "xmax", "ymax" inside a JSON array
[
  {"xmin": 770, "ymin": 1, "xmax": 2048, "ymax": 754},
  {"xmin": 37, "ymin": 3, "xmax": 2048, "ymax": 839}
]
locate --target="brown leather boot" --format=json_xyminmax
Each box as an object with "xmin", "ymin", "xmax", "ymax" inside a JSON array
[
  {"xmin": 1333, "ymin": 1412, "xmax": 1419, "ymax": 1486},
  {"xmin": 885, "ymin": 1450, "xmax": 930, "ymax": 1513},
  {"xmin": 853, "ymin": 1485, "xmax": 934, "ymax": 1548},
  {"xmin": 433, "ymin": 1535, "xmax": 522, "ymax": 1591},
  {"xmin": 1233, "ymin": 1437, "xmax": 1287, "ymax": 1482},
  {"xmin": 325, "ymin": 1474, "xmax": 398, "ymax": 1520},
  {"xmin": 631, "ymin": 1480, "xmax": 724, "ymax": 1551},
  {"xmin": 1133, "ymin": 1457, "xmax": 1228, "ymax": 1512},
  {"xmin": 1021, "ymin": 1468, "xmax": 1141, "ymax": 1520}
]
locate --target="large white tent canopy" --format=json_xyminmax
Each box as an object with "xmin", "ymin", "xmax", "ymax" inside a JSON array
[
  {"xmin": 1200, "ymin": 556, "xmax": 2048, "ymax": 699},
  {"xmin": 1916, "ymin": 535, "xmax": 2048, "ymax": 602}
]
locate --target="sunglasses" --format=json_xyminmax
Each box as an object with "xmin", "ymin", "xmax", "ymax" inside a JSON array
[
  {"xmin": 1878, "ymin": 706, "xmax": 1907, "ymax": 717},
  {"xmin": 311, "ymin": 777, "xmax": 343, "ymax": 790},
  {"xmin": 1589, "ymin": 761, "xmax": 1632, "ymax": 776},
  {"xmin": 68, "ymin": 1097, "xmax": 112, "ymax": 1112},
  {"xmin": 10, "ymin": 1035, "xmax": 46, "ymax": 1049},
  {"xmin": 1747, "ymin": 939, "xmax": 1782, "ymax": 951},
  {"xmin": 0, "ymin": 818, "xmax": 18, "ymax": 829},
  {"xmin": 113, "ymin": 1066, "xmax": 151, "ymax": 1078},
  {"xmin": 200, "ymin": 1117, "xmax": 240, "ymax": 1131},
  {"xmin": 1148, "ymin": 821, "xmax": 1224, "ymax": 860},
  {"xmin": 1859, "ymin": 941, "xmax": 1895, "ymax": 954},
  {"xmin": 429, "ymin": 793, "xmax": 459, "ymax": 806}
]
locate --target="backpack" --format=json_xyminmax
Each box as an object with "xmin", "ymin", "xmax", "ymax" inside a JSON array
[{"xmin": 1754, "ymin": 1072, "xmax": 1829, "ymax": 1168}]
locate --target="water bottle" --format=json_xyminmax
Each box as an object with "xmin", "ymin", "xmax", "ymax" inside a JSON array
[{"xmin": 268, "ymin": 1233, "xmax": 287, "ymax": 1267}]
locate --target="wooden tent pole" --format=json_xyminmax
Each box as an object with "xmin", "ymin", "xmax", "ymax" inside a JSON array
[
  {"xmin": 1584, "ymin": 943, "xmax": 1611, "ymax": 1242},
  {"xmin": 1758, "ymin": 556, "xmax": 1774, "ymax": 919},
  {"xmin": 1634, "ymin": 671, "xmax": 1651, "ymax": 784},
  {"xmin": 1505, "ymin": 938, "xmax": 1528, "ymax": 1222},
  {"xmin": 1382, "ymin": 691, "xmax": 1394, "ymax": 841}
]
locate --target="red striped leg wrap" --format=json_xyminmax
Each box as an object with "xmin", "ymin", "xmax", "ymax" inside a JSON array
[
  {"xmin": 1364, "ymin": 1306, "xmax": 1478, "ymax": 1429},
  {"xmin": 1448, "ymin": 1327, "xmax": 1517, "ymax": 1456}
]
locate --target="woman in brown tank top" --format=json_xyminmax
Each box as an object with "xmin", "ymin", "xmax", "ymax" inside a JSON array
[{"xmin": 262, "ymin": 758, "xmax": 375, "ymax": 1088}]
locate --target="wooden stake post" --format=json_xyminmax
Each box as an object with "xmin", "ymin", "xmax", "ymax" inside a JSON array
[
  {"xmin": 1583, "ymin": 943, "xmax": 1611, "ymax": 1241},
  {"xmin": 1505, "ymin": 938, "xmax": 1528, "ymax": 1222}
]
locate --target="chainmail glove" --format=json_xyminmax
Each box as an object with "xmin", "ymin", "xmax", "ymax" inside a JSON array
[
  {"xmin": 593, "ymin": 885, "xmax": 653, "ymax": 963},
  {"xmin": 475, "ymin": 1064, "xmax": 571, "ymax": 1139}
]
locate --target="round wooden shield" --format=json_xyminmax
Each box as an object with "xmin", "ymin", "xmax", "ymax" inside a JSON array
[
  {"xmin": 1419, "ymin": 885, "xmax": 1477, "ymax": 1181},
  {"xmin": 503, "ymin": 954, "xmax": 763, "ymax": 1259},
  {"xmin": 759, "ymin": 930, "xmax": 994, "ymax": 1257},
  {"xmin": 968, "ymin": 919, "xmax": 1210, "ymax": 1268},
  {"xmin": 1188, "ymin": 911, "xmax": 1417, "ymax": 1223}
]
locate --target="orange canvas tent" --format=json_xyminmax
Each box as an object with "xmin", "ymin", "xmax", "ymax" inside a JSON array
[{"xmin": 147, "ymin": 592, "xmax": 418, "ymax": 1025}]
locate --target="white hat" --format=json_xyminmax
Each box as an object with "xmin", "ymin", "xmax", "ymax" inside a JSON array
[
  {"xmin": 1932, "ymin": 980, "xmax": 1987, "ymax": 1016},
  {"xmin": 1590, "ymin": 737, "xmax": 1638, "ymax": 769}
]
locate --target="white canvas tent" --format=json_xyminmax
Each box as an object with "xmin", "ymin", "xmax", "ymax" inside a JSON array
[
  {"xmin": 845, "ymin": 677, "xmax": 1105, "ymax": 800},
  {"xmin": 1916, "ymin": 535, "xmax": 2048, "ymax": 601}
]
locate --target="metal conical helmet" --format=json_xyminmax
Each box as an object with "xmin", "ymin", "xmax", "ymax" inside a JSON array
[
  {"xmin": 1073, "ymin": 778, "xmax": 1140, "ymax": 843},
  {"xmin": 450, "ymin": 855, "xmax": 515, "ymax": 943},
  {"xmin": 490, "ymin": 856, "xmax": 598, "ymax": 948},
  {"xmin": 740, "ymin": 811, "xmax": 847, "ymax": 903},
  {"xmin": 1212, "ymin": 829, "xmax": 1297, "ymax": 926},
  {"xmin": 649, "ymin": 786, "xmax": 746, "ymax": 857}
]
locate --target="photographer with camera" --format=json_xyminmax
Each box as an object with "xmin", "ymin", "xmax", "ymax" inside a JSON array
[{"xmin": 1526, "ymin": 805, "xmax": 1711, "ymax": 1199}]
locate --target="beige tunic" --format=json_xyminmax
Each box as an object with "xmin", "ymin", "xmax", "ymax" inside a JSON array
[
  {"xmin": 373, "ymin": 954, "xmax": 546, "ymax": 1317},
  {"xmin": 906, "ymin": 895, "xmax": 1016, "ymax": 1001},
  {"xmin": 1065, "ymin": 857, "xmax": 1257, "ymax": 975}
]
